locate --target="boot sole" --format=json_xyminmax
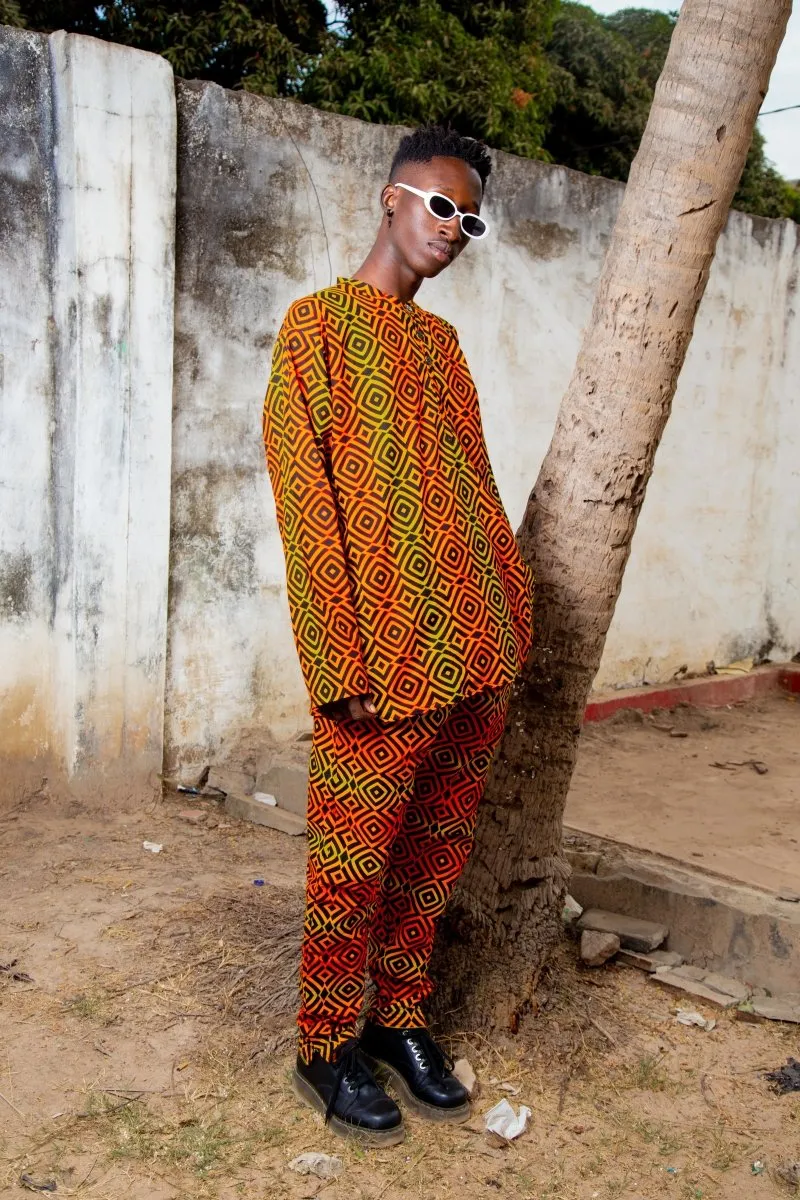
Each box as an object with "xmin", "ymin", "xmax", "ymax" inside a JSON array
[
  {"xmin": 364, "ymin": 1056, "xmax": 472, "ymax": 1124},
  {"xmin": 291, "ymin": 1069, "xmax": 406, "ymax": 1147}
]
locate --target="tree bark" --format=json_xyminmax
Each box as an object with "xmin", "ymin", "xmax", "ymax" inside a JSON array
[{"xmin": 431, "ymin": 0, "xmax": 792, "ymax": 1034}]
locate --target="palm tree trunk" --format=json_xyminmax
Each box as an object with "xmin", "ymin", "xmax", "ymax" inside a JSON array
[{"xmin": 432, "ymin": 0, "xmax": 792, "ymax": 1034}]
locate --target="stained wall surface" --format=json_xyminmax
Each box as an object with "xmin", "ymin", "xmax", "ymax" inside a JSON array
[
  {"xmin": 165, "ymin": 79, "xmax": 800, "ymax": 773},
  {"xmin": 0, "ymin": 29, "xmax": 176, "ymax": 796},
  {"xmin": 1, "ymin": 28, "xmax": 797, "ymax": 787}
]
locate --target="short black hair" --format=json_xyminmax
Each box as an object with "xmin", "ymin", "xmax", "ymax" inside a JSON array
[{"xmin": 389, "ymin": 124, "xmax": 492, "ymax": 190}]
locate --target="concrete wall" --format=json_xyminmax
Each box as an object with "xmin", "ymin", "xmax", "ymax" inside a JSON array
[
  {"xmin": 165, "ymin": 78, "xmax": 800, "ymax": 774},
  {"xmin": 0, "ymin": 29, "xmax": 175, "ymax": 798},
  {"xmin": 2, "ymin": 28, "xmax": 798, "ymax": 786}
]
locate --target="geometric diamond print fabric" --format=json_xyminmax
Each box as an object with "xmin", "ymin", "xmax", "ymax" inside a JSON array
[
  {"xmin": 298, "ymin": 683, "xmax": 511, "ymax": 1062},
  {"xmin": 263, "ymin": 276, "xmax": 533, "ymax": 721}
]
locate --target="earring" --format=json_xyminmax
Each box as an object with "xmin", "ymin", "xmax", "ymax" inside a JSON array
[{"xmin": 386, "ymin": 208, "xmax": 393, "ymax": 226}]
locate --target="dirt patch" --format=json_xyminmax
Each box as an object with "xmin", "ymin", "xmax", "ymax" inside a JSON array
[
  {"xmin": 1, "ymin": 776, "xmax": 799, "ymax": 1198},
  {"xmin": 567, "ymin": 694, "xmax": 800, "ymax": 894}
]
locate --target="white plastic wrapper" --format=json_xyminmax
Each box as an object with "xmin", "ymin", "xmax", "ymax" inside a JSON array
[{"xmin": 484, "ymin": 1097, "xmax": 531, "ymax": 1140}]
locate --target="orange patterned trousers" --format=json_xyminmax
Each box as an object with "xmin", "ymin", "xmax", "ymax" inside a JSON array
[{"xmin": 298, "ymin": 683, "xmax": 511, "ymax": 1062}]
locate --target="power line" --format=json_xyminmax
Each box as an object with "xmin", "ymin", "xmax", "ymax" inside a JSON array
[{"xmin": 759, "ymin": 103, "xmax": 800, "ymax": 115}]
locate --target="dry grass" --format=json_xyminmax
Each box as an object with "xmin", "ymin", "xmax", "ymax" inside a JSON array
[{"xmin": 3, "ymin": 869, "xmax": 799, "ymax": 1198}]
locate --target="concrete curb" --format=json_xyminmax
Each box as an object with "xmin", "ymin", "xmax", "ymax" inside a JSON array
[{"xmin": 584, "ymin": 662, "xmax": 800, "ymax": 723}]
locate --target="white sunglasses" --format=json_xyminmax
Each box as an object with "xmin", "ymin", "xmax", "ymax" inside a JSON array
[{"xmin": 394, "ymin": 182, "xmax": 490, "ymax": 240}]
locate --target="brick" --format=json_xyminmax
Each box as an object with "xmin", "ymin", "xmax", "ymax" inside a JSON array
[
  {"xmin": 224, "ymin": 791, "xmax": 306, "ymax": 835},
  {"xmin": 618, "ymin": 949, "xmax": 684, "ymax": 973},
  {"xmin": 576, "ymin": 908, "xmax": 668, "ymax": 952},
  {"xmin": 255, "ymin": 764, "xmax": 309, "ymax": 818},
  {"xmin": 580, "ymin": 930, "xmax": 620, "ymax": 966}
]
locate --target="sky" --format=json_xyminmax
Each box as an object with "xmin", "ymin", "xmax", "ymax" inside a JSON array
[{"xmin": 584, "ymin": 0, "xmax": 800, "ymax": 181}]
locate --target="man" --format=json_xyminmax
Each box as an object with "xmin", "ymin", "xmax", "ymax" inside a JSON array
[{"xmin": 263, "ymin": 124, "xmax": 533, "ymax": 1145}]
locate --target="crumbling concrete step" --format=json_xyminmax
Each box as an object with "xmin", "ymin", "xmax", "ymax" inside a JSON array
[
  {"xmin": 576, "ymin": 908, "xmax": 668, "ymax": 952},
  {"xmin": 618, "ymin": 948, "xmax": 684, "ymax": 973},
  {"xmin": 652, "ymin": 966, "xmax": 751, "ymax": 1007},
  {"xmin": 255, "ymin": 765, "xmax": 309, "ymax": 818},
  {"xmin": 224, "ymin": 792, "xmax": 305, "ymax": 836},
  {"xmin": 738, "ymin": 998, "xmax": 800, "ymax": 1024},
  {"xmin": 566, "ymin": 832, "xmax": 800, "ymax": 997}
]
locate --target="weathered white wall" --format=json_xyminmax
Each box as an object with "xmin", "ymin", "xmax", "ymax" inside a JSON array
[
  {"xmin": 0, "ymin": 29, "xmax": 176, "ymax": 797},
  {"xmin": 166, "ymin": 80, "xmax": 800, "ymax": 776},
  {"xmin": 2, "ymin": 30, "xmax": 797, "ymax": 786}
]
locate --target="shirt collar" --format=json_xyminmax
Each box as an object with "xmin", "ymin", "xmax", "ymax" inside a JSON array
[{"xmin": 336, "ymin": 275, "xmax": 419, "ymax": 311}]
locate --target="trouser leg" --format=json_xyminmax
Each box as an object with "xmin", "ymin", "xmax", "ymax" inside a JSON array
[
  {"xmin": 297, "ymin": 708, "xmax": 442, "ymax": 1062},
  {"xmin": 367, "ymin": 684, "xmax": 511, "ymax": 1028}
]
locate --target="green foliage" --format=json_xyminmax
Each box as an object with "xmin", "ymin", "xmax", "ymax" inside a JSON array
[
  {"xmin": 544, "ymin": 2, "xmax": 652, "ymax": 180},
  {"xmin": 300, "ymin": 0, "xmax": 559, "ymax": 158},
  {"xmin": 5, "ymin": 0, "xmax": 797, "ymax": 220},
  {"xmin": 8, "ymin": 1, "xmax": 328, "ymax": 95},
  {"xmin": 544, "ymin": 1, "xmax": 798, "ymax": 221},
  {"xmin": 736, "ymin": 127, "xmax": 800, "ymax": 222},
  {"xmin": 0, "ymin": 0, "xmax": 25, "ymax": 24}
]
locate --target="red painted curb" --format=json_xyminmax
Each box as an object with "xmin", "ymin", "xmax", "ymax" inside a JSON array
[{"xmin": 584, "ymin": 662, "xmax": 800, "ymax": 722}]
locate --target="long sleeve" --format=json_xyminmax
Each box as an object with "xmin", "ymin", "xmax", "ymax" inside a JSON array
[{"xmin": 263, "ymin": 304, "xmax": 370, "ymax": 709}]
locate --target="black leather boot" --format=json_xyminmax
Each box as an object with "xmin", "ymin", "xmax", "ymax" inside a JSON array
[
  {"xmin": 292, "ymin": 1038, "xmax": 405, "ymax": 1146},
  {"xmin": 360, "ymin": 1022, "xmax": 471, "ymax": 1122}
]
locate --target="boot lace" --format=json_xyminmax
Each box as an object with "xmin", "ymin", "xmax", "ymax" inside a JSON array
[
  {"xmin": 404, "ymin": 1029, "xmax": 454, "ymax": 1077},
  {"xmin": 324, "ymin": 1037, "xmax": 371, "ymax": 1123}
]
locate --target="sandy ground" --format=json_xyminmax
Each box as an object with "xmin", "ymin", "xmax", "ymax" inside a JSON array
[
  {"xmin": 1, "ymin": 702, "xmax": 799, "ymax": 1199},
  {"xmin": 566, "ymin": 693, "xmax": 800, "ymax": 895}
]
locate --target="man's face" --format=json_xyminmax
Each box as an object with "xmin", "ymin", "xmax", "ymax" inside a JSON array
[{"xmin": 383, "ymin": 155, "xmax": 484, "ymax": 280}]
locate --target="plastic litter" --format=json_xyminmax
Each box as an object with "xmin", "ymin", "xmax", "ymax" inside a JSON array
[
  {"xmin": 765, "ymin": 1057, "xmax": 800, "ymax": 1094},
  {"xmin": 288, "ymin": 1152, "xmax": 343, "ymax": 1180},
  {"xmin": 253, "ymin": 791, "xmax": 277, "ymax": 806},
  {"xmin": 675, "ymin": 1008, "xmax": 716, "ymax": 1031},
  {"xmin": 484, "ymin": 1098, "xmax": 531, "ymax": 1141},
  {"xmin": 751, "ymin": 1161, "xmax": 765, "ymax": 1175},
  {"xmin": 142, "ymin": 841, "xmax": 163, "ymax": 853},
  {"xmin": 562, "ymin": 894, "xmax": 583, "ymax": 922},
  {"xmin": 253, "ymin": 878, "xmax": 265, "ymax": 887}
]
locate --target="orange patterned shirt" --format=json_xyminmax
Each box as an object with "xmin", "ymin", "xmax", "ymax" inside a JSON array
[{"xmin": 263, "ymin": 276, "xmax": 533, "ymax": 721}]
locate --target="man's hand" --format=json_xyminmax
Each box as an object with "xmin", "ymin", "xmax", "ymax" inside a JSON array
[{"xmin": 319, "ymin": 694, "xmax": 378, "ymax": 722}]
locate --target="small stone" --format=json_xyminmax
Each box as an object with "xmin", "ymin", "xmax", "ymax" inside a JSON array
[
  {"xmin": 580, "ymin": 929, "xmax": 620, "ymax": 967},
  {"xmin": 576, "ymin": 909, "xmax": 668, "ymax": 953},
  {"xmin": 779, "ymin": 891, "xmax": 800, "ymax": 903},
  {"xmin": 453, "ymin": 1057, "xmax": 478, "ymax": 1098},
  {"xmin": 179, "ymin": 808, "xmax": 206, "ymax": 824}
]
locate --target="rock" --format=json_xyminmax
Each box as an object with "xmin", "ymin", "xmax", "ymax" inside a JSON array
[
  {"xmin": 255, "ymin": 764, "xmax": 309, "ymax": 818},
  {"xmin": 576, "ymin": 909, "xmax": 668, "ymax": 953},
  {"xmin": 618, "ymin": 949, "xmax": 684, "ymax": 973},
  {"xmin": 580, "ymin": 929, "xmax": 620, "ymax": 967},
  {"xmin": 778, "ymin": 891, "xmax": 800, "ymax": 903},
  {"xmin": 453, "ymin": 1057, "xmax": 478, "ymax": 1098},
  {"xmin": 562, "ymin": 894, "xmax": 583, "ymax": 922},
  {"xmin": 288, "ymin": 1152, "xmax": 343, "ymax": 1181},
  {"xmin": 224, "ymin": 791, "xmax": 306, "ymax": 835},
  {"xmin": 178, "ymin": 807, "xmax": 206, "ymax": 824}
]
